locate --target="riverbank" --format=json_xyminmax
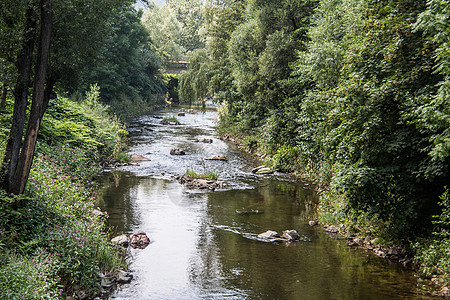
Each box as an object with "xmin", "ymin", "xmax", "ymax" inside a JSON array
[
  {"xmin": 0, "ymin": 87, "xmax": 129, "ymax": 299},
  {"xmin": 217, "ymin": 108, "xmax": 449, "ymax": 298}
]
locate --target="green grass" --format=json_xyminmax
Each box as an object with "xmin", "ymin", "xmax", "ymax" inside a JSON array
[
  {"xmin": 162, "ymin": 116, "xmax": 180, "ymax": 124},
  {"xmin": 186, "ymin": 169, "xmax": 219, "ymax": 180}
]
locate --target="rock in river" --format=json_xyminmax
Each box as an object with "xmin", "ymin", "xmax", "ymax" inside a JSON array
[
  {"xmin": 195, "ymin": 137, "xmax": 213, "ymax": 143},
  {"xmin": 282, "ymin": 230, "xmax": 301, "ymax": 241},
  {"xmin": 175, "ymin": 174, "xmax": 226, "ymax": 191},
  {"xmin": 111, "ymin": 234, "xmax": 129, "ymax": 247},
  {"xmin": 245, "ymin": 229, "xmax": 308, "ymax": 243},
  {"xmin": 256, "ymin": 167, "xmax": 274, "ymax": 175},
  {"xmin": 204, "ymin": 155, "xmax": 227, "ymax": 161},
  {"xmin": 170, "ymin": 148, "xmax": 186, "ymax": 155},
  {"xmin": 129, "ymin": 232, "xmax": 150, "ymax": 249},
  {"xmin": 117, "ymin": 270, "xmax": 133, "ymax": 284},
  {"xmin": 131, "ymin": 154, "xmax": 151, "ymax": 162}
]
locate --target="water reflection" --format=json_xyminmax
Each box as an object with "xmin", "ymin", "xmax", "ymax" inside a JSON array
[{"xmin": 97, "ymin": 108, "xmax": 432, "ymax": 300}]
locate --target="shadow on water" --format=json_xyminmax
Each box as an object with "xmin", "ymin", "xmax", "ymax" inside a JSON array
[{"xmin": 97, "ymin": 107, "xmax": 434, "ymax": 300}]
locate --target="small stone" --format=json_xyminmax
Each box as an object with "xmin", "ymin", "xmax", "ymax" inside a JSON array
[
  {"xmin": 195, "ymin": 137, "xmax": 213, "ymax": 143},
  {"xmin": 77, "ymin": 290, "xmax": 88, "ymax": 300},
  {"xmin": 177, "ymin": 112, "xmax": 185, "ymax": 116},
  {"xmin": 308, "ymin": 220, "xmax": 316, "ymax": 226},
  {"xmin": 117, "ymin": 271, "xmax": 133, "ymax": 284},
  {"xmin": 204, "ymin": 155, "xmax": 227, "ymax": 161},
  {"xmin": 92, "ymin": 209, "xmax": 105, "ymax": 217},
  {"xmin": 170, "ymin": 148, "xmax": 186, "ymax": 155},
  {"xmin": 438, "ymin": 287, "xmax": 450, "ymax": 298},
  {"xmin": 325, "ymin": 225, "xmax": 339, "ymax": 233}
]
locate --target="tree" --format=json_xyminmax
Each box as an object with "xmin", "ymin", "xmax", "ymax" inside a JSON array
[
  {"xmin": 84, "ymin": 7, "xmax": 164, "ymax": 114},
  {"xmin": 415, "ymin": 0, "xmax": 450, "ymax": 161},
  {"xmin": 320, "ymin": 0, "xmax": 448, "ymax": 237},
  {"xmin": 166, "ymin": 0, "xmax": 205, "ymax": 53},
  {"xmin": 0, "ymin": 0, "xmax": 130, "ymax": 194}
]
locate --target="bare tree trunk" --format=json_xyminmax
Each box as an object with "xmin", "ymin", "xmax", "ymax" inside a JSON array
[
  {"xmin": 10, "ymin": 0, "xmax": 53, "ymax": 195},
  {"xmin": 0, "ymin": 83, "xmax": 7, "ymax": 111},
  {"xmin": 0, "ymin": 8, "xmax": 36, "ymax": 192}
]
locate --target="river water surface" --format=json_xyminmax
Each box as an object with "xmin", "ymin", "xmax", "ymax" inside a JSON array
[{"xmin": 98, "ymin": 108, "xmax": 431, "ymax": 300}]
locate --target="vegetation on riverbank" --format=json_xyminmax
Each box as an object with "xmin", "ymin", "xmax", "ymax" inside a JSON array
[
  {"xmin": 186, "ymin": 169, "xmax": 219, "ymax": 180},
  {"xmin": 0, "ymin": 87, "xmax": 128, "ymax": 298},
  {"xmin": 181, "ymin": 0, "xmax": 450, "ymax": 295}
]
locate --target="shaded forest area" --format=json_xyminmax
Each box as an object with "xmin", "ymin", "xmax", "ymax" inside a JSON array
[{"xmin": 179, "ymin": 0, "xmax": 450, "ymax": 292}]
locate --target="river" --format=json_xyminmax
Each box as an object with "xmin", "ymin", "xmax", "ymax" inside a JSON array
[{"xmin": 97, "ymin": 107, "xmax": 431, "ymax": 299}]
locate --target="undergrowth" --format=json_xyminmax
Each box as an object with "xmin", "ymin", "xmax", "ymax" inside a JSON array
[{"xmin": 0, "ymin": 85, "xmax": 127, "ymax": 299}]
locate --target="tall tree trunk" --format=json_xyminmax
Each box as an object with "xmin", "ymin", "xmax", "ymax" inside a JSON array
[
  {"xmin": 10, "ymin": 0, "xmax": 53, "ymax": 195},
  {"xmin": 0, "ymin": 8, "xmax": 36, "ymax": 192},
  {"xmin": 0, "ymin": 83, "xmax": 7, "ymax": 111}
]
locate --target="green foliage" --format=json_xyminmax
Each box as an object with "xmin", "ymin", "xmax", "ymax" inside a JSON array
[
  {"xmin": 0, "ymin": 250, "xmax": 62, "ymax": 299},
  {"xmin": 272, "ymin": 146, "xmax": 301, "ymax": 173},
  {"xmin": 179, "ymin": 49, "xmax": 211, "ymax": 104},
  {"xmin": 414, "ymin": 0, "xmax": 450, "ymax": 161},
  {"xmin": 143, "ymin": 0, "xmax": 205, "ymax": 62},
  {"xmin": 175, "ymin": 0, "xmax": 450, "ymax": 288},
  {"xmin": 414, "ymin": 189, "xmax": 450, "ymax": 284},
  {"xmin": 84, "ymin": 7, "xmax": 164, "ymax": 116},
  {"xmin": 186, "ymin": 169, "xmax": 219, "ymax": 180},
  {"xmin": 164, "ymin": 74, "xmax": 180, "ymax": 103},
  {"xmin": 0, "ymin": 94, "xmax": 126, "ymax": 298},
  {"xmin": 40, "ymin": 85, "xmax": 128, "ymax": 163},
  {"xmin": 162, "ymin": 116, "xmax": 180, "ymax": 124}
]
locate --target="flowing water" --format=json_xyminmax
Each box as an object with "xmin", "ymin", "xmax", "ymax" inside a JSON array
[{"xmin": 97, "ymin": 108, "xmax": 431, "ymax": 300}]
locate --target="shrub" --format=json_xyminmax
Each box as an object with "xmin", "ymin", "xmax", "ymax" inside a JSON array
[
  {"xmin": 414, "ymin": 188, "xmax": 450, "ymax": 284},
  {"xmin": 186, "ymin": 169, "xmax": 219, "ymax": 180}
]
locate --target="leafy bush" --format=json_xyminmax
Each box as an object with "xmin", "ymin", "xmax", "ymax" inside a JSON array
[
  {"xmin": 0, "ymin": 87, "xmax": 126, "ymax": 298},
  {"xmin": 414, "ymin": 189, "xmax": 450, "ymax": 284},
  {"xmin": 0, "ymin": 250, "xmax": 63, "ymax": 299},
  {"xmin": 272, "ymin": 146, "xmax": 300, "ymax": 173},
  {"xmin": 40, "ymin": 85, "xmax": 128, "ymax": 163}
]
